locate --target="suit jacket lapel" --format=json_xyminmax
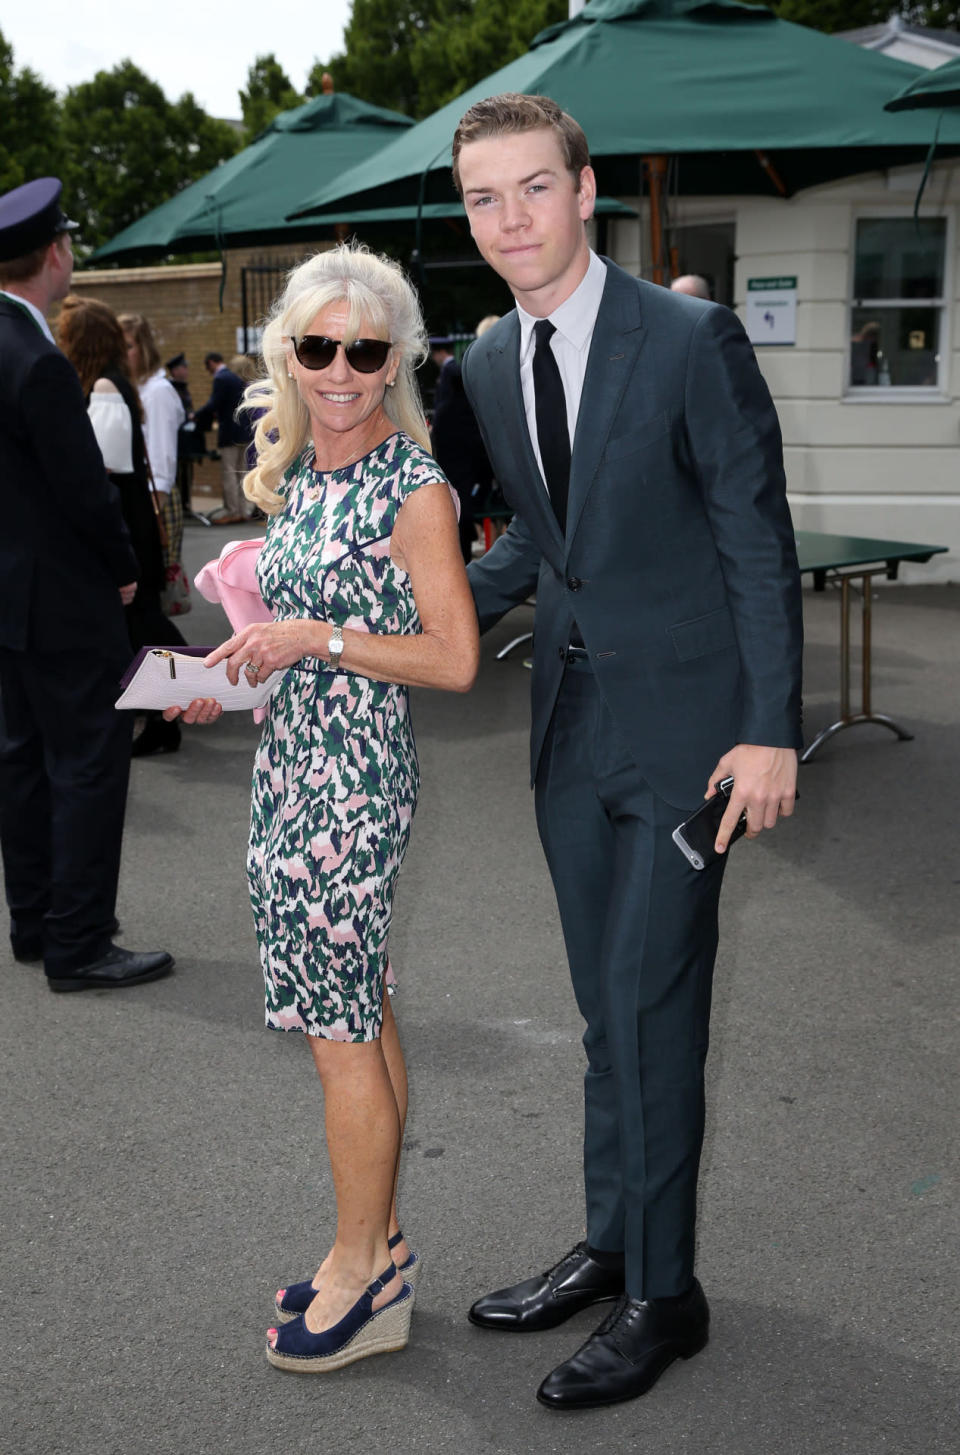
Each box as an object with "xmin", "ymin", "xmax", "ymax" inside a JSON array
[
  {"xmin": 566, "ymin": 264, "xmax": 646, "ymax": 549},
  {"xmin": 484, "ymin": 314, "xmax": 565, "ymax": 561}
]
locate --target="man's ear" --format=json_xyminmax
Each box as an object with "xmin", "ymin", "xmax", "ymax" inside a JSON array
[{"xmin": 577, "ymin": 166, "xmax": 597, "ymax": 222}]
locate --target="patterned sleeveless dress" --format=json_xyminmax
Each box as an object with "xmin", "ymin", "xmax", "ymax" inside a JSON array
[{"xmin": 247, "ymin": 431, "xmax": 447, "ymax": 1042}]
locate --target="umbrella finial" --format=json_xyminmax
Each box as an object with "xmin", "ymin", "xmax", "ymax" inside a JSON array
[{"xmin": 321, "ymin": 72, "xmax": 335, "ymax": 95}]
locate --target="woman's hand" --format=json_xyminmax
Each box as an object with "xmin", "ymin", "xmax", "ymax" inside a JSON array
[
  {"xmin": 203, "ymin": 620, "xmax": 327, "ymax": 686},
  {"xmin": 163, "ymin": 699, "xmax": 223, "ymax": 725}
]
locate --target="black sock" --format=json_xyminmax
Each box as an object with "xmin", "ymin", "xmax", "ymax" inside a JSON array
[{"xmin": 586, "ymin": 1244, "xmax": 625, "ymax": 1271}]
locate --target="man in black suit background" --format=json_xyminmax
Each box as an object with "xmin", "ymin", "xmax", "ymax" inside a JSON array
[
  {"xmin": 453, "ymin": 96, "xmax": 803, "ymax": 1410},
  {"xmin": 429, "ymin": 334, "xmax": 493, "ymax": 563},
  {"xmin": 0, "ymin": 177, "xmax": 174, "ymax": 992},
  {"xmin": 193, "ymin": 351, "xmax": 253, "ymax": 523}
]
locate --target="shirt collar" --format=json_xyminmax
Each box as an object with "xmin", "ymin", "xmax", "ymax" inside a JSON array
[
  {"xmin": 517, "ymin": 250, "xmax": 607, "ymax": 361},
  {"xmin": 1, "ymin": 289, "xmax": 55, "ymax": 344}
]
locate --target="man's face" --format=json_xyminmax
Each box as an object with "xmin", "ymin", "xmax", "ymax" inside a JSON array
[
  {"xmin": 171, "ymin": 362, "xmax": 189, "ymax": 381},
  {"xmin": 205, "ymin": 359, "xmax": 218, "ymax": 376},
  {"xmin": 458, "ymin": 128, "xmax": 596, "ymax": 314}
]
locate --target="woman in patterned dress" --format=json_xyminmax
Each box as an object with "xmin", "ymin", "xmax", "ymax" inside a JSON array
[{"xmin": 166, "ymin": 245, "xmax": 478, "ymax": 1371}]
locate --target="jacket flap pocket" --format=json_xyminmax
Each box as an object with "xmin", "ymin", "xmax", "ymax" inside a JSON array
[
  {"xmin": 604, "ymin": 411, "xmax": 671, "ymax": 461},
  {"xmin": 669, "ymin": 606, "xmax": 737, "ymax": 663}
]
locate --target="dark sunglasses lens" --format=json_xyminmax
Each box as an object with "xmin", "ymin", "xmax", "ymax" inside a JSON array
[
  {"xmin": 294, "ymin": 336, "xmax": 337, "ymax": 370},
  {"xmin": 344, "ymin": 339, "xmax": 391, "ymax": 374}
]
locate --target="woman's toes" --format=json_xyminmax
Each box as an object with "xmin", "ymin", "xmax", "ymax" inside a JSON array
[
  {"xmin": 276, "ymin": 1288, "xmax": 286, "ymax": 1302},
  {"xmin": 267, "ymin": 1327, "xmax": 279, "ymax": 1350}
]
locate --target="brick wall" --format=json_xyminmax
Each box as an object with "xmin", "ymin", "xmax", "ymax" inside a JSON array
[{"xmin": 58, "ymin": 242, "xmax": 330, "ymax": 495}]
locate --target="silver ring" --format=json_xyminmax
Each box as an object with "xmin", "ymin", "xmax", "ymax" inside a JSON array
[{"xmin": 245, "ymin": 660, "xmax": 261, "ymax": 676}]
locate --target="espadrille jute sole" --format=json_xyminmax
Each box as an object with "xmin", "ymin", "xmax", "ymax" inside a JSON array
[
  {"xmin": 266, "ymin": 1293, "xmax": 412, "ymax": 1373},
  {"xmin": 275, "ymin": 1254, "xmax": 422, "ymax": 1324}
]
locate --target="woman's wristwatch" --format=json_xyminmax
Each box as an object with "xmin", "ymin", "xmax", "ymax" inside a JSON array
[{"xmin": 328, "ymin": 624, "xmax": 344, "ymax": 663}]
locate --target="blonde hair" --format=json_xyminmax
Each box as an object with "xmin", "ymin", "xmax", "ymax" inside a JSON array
[
  {"xmin": 118, "ymin": 312, "xmax": 161, "ymax": 384},
  {"xmin": 475, "ymin": 314, "xmax": 501, "ymax": 338},
  {"xmin": 242, "ymin": 243, "xmax": 430, "ymax": 515},
  {"xmin": 229, "ymin": 352, "xmax": 258, "ymax": 382}
]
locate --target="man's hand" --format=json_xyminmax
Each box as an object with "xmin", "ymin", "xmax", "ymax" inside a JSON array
[
  {"xmin": 119, "ymin": 581, "xmax": 137, "ymax": 606},
  {"xmin": 164, "ymin": 699, "xmax": 222, "ymax": 725},
  {"xmin": 704, "ymin": 745, "xmax": 798, "ymax": 854}
]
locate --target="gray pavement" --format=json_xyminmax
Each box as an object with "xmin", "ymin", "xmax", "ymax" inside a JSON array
[{"xmin": 2, "ymin": 523, "xmax": 958, "ymax": 1455}]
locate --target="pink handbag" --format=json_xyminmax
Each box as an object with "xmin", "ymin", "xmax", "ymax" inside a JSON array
[{"xmin": 195, "ymin": 538, "xmax": 275, "ymax": 722}]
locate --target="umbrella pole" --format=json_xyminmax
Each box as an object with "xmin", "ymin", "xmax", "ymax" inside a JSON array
[{"xmin": 643, "ymin": 155, "xmax": 668, "ymax": 286}]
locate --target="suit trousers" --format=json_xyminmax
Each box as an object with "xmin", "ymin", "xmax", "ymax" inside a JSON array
[
  {"xmin": 534, "ymin": 659, "xmax": 726, "ymax": 1300},
  {"xmin": 219, "ymin": 444, "xmax": 251, "ymax": 518},
  {"xmin": 0, "ymin": 648, "xmax": 131, "ymax": 974}
]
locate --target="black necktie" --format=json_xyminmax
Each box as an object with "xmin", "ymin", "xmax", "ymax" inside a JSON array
[{"xmin": 532, "ymin": 319, "xmax": 570, "ymax": 532}]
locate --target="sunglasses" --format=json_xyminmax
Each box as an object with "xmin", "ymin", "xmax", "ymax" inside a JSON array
[{"xmin": 291, "ymin": 335, "xmax": 392, "ymax": 374}]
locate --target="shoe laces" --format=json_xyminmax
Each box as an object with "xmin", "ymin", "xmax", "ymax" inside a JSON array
[
  {"xmin": 595, "ymin": 1293, "xmax": 633, "ymax": 1338},
  {"xmin": 542, "ymin": 1241, "xmax": 588, "ymax": 1281}
]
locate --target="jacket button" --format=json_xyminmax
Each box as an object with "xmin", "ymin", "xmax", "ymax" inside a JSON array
[
  {"xmin": 567, "ymin": 576, "xmax": 582, "ymax": 591},
  {"xmin": 558, "ymin": 646, "xmax": 566, "ymax": 660}
]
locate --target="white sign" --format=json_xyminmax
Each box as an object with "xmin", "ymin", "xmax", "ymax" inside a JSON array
[
  {"xmin": 236, "ymin": 325, "xmax": 264, "ymax": 356},
  {"xmin": 745, "ymin": 276, "xmax": 797, "ymax": 347}
]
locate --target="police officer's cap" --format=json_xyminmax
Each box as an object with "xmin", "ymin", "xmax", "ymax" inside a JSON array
[
  {"xmin": 165, "ymin": 352, "xmax": 188, "ymax": 370},
  {"xmin": 0, "ymin": 178, "xmax": 79, "ymax": 264}
]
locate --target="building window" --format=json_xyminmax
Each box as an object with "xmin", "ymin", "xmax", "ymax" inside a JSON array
[{"xmin": 849, "ymin": 217, "xmax": 946, "ymax": 391}]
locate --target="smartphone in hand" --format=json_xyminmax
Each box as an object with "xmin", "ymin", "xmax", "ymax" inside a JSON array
[{"xmin": 672, "ymin": 777, "xmax": 747, "ymax": 871}]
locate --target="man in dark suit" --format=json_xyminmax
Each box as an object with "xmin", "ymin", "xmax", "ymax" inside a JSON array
[
  {"xmin": 0, "ymin": 177, "xmax": 174, "ymax": 992},
  {"xmin": 429, "ymin": 335, "xmax": 493, "ymax": 562},
  {"xmin": 193, "ymin": 351, "xmax": 253, "ymax": 523},
  {"xmin": 453, "ymin": 96, "xmax": 803, "ymax": 1409}
]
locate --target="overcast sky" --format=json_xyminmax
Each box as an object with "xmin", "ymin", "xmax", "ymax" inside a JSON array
[{"xmin": 3, "ymin": 0, "xmax": 354, "ymax": 118}]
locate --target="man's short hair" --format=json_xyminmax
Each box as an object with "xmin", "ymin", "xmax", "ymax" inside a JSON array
[
  {"xmin": 204, "ymin": 351, "xmax": 224, "ymax": 367},
  {"xmin": 0, "ymin": 241, "xmax": 52, "ymax": 287},
  {"xmin": 452, "ymin": 93, "xmax": 591, "ymax": 199}
]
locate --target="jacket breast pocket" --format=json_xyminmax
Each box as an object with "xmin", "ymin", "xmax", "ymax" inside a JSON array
[
  {"xmin": 604, "ymin": 411, "xmax": 671, "ymax": 462},
  {"xmin": 668, "ymin": 606, "xmax": 737, "ymax": 663}
]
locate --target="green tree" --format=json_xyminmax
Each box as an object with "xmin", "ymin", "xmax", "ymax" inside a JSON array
[
  {"xmin": 307, "ymin": 0, "xmax": 567, "ymax": 120},
  {"xmin": 412, "ymin": 0, "xmax": 567, "ymax": 117},
  {"xmin": 60, "ymin": 61, "xmax": 239, "ymax": 252},
  {"xmin": 770, "ymin": 0, "xmax": 960, "ymax": 32},
  {"xmin": 0, "ymin": 29, "xmax": 64, "ymax": 193},
  {"xmin": 239, "ymin": 54, "xmax": 302, "ymax": 142}
]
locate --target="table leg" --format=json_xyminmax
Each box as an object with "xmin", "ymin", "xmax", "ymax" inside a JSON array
[{"xmin": 800, "ymin": 569, "xmax": 914, "ymax": 762}]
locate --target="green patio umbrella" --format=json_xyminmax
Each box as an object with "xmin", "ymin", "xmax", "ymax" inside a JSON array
[
  {"xmin": 885, "ymin": 56, "xmax": 960, "ymax": 111},
  {"xmin": 884, "ymin": 54, "xmax": 960, "ymax": 218},
  {"xmin": 89, "ymin": 90, "xmax": 413, "ymax": 264},
  {"xmin": 288, "ymin": 0, "xmax": 960, "ymax": 264}
]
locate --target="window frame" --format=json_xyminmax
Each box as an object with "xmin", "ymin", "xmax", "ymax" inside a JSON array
[{"xmin": 845, "ymin": 206, "xmax": 952, "ymax": 402}]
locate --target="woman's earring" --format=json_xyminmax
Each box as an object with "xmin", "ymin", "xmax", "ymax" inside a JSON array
[{"xmin": 386, "ymin": 379, "xmax": 395, "ymax": 387}]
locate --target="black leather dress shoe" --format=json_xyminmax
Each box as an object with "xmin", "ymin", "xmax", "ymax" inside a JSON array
[
  {"xmin": 468, "ymin": 1242, "xmax": 624, "ymax": 1333},
  {"xmin": 47, "ymin": 945, "xmax": 174, "ymax": 993},
  {"xmin": 536, "ymin": 1280, "xmax": 709, "ymax": 1410}
]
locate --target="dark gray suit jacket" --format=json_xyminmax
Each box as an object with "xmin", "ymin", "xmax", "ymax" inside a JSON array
[
  {"xmin": 463, "ymin": 258, "xmax": 803, "ymax": 807},
  {"xmin": 0, "ymin": 296, "xmax": 138, "ymax": 659}
]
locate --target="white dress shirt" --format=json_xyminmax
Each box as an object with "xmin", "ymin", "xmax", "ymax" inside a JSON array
[
  {"xmin": 516, "ymin": 249, "xmax": 607, "ymax": 491},
  {"xmin": 0, "ymin": 288, "xmax": 56, "ymax": 344},
  {"xmin": 139, "ymin": 369, "xmax": 185, "ymax": 492}
]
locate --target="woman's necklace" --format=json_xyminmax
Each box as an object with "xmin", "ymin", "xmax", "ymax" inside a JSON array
[{"xmin": 310, "ymin": 412, "xmax": 392, "ymax": 478}]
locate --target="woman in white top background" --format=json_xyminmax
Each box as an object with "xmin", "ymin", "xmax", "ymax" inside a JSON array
[
  {"xmin": 121, "ymin": 312, "xmax": 189, "ymax": 617},
  {"xmin": 58, "ymin": 295, "xmax": 185, "ymax": 756}
]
